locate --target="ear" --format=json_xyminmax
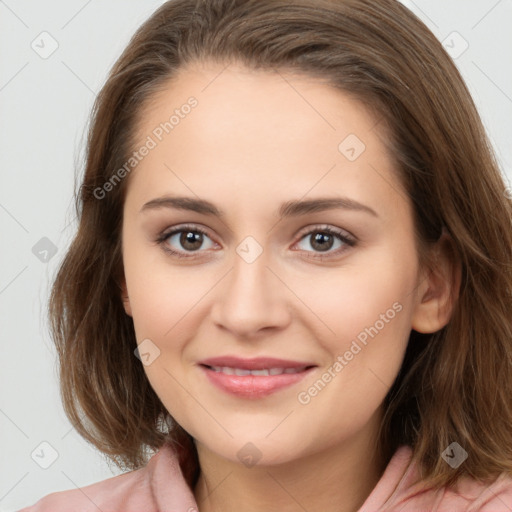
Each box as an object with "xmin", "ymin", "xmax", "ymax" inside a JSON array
[
  {"xmin": 411, "ymin": 230, "xmax": 461, "ymax": 334},
  {"xmin": 120, "ymin": 278, "xmax": 133, "ymax": 317}
]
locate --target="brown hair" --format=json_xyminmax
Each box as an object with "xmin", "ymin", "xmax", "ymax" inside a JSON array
[{"xmin": 49, "ymin": 0, "xmax": 512, "ymax": 491}]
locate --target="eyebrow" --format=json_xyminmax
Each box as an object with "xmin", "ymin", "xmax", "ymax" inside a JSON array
[{"xmin": 140, "ymin": 195, "xmax": 378, "ymax": 218}]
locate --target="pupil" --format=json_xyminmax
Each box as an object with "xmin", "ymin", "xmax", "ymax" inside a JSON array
[
  {"xmin": 313, "ymin": 232, "xmax": 332, "ymax": 252},
  {"xmin": 181, "ymin": 231, "xmax": 202, "ymax": 250}
]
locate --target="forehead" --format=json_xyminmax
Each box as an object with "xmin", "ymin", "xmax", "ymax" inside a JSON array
[
  {"xmin": 136, "ymin": 61, "xmax": 384, "ymax": 152},
  {"xmin": 125, "ymin": 61, "xmax": 406, "ymax": 219}
]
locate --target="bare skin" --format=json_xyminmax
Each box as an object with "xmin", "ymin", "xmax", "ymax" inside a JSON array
[{"xmin": 120, "ymin": 61, "xmax": 456, "ymax": 512}]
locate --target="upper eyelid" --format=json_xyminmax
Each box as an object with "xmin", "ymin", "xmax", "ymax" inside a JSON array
[
  {"xmin": 296, "ymin": 224, "xmax": 354, "ymax": 240},
  {"xmin": 162, "ymin": 223, "xmax": 215, "ymax": 240}
]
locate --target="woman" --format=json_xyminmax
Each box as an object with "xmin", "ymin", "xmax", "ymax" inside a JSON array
[{"xmin": 20, "ymin": 0, "xmax": 512, "ymax": 510}]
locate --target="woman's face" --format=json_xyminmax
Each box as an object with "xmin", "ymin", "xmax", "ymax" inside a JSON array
[{"xmin": 120, "ymin": 62, "xmax": 430, "ymax": 466}]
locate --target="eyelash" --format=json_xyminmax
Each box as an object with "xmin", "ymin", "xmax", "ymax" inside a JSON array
[{"xmin": 155, "ymin": 223, "xmax": 357, "ymax": 260}]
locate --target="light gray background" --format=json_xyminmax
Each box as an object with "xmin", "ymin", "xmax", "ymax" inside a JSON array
[{"xmin": 1, "ymin": 0, "xmax": 511, "ymax": 510}]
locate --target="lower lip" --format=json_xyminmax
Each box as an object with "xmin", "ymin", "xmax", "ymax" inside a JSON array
[{"xmin": 199, "ymin": 365, "xmax": 316, "ymax": 399}]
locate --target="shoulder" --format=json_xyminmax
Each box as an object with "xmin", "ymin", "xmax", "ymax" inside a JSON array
[
  {"xmin": 17, "ymin": 461, "xmax": 154, "ymax": 512},
  {"xmin": 17, "ymin": 444, "xmax": 194, "ymax": 512},
  {"xmin": 440, "ymin": 472, "xmax": 512, "ymax": 512},
  {"xmin": 382, "ymin": 446, "xmax": 512, "ymax": 512}
]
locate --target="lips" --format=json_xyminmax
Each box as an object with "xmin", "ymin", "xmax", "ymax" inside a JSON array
[{"xmin": 198, "ymin": 356, "xmax": 317, "ymax": 399}]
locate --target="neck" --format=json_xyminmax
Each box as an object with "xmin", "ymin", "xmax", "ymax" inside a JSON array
[{"xmin": 192, "ymin": 408, "xmax": 387, "ymax": 512}]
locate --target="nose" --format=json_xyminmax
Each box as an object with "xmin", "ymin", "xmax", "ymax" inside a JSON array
[{"xmin": 210, "ymin": 247, "xmax": 292, "ymax": 339}]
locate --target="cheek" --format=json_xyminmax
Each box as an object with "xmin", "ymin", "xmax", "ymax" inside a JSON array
[
  {"xmin": 293, "ymin": 252, "xmax": 416, "ymax": 443},
  {"xmin": 314, "ymin": 248, "xmax": 416, "ymax": 345},
  {"xmin": 122, "ymin": 235, "xmax": 208, "ymax": 339},
  {"xmin": 299, "ymin": 243, "xmax": 418, "ymax": 421}
]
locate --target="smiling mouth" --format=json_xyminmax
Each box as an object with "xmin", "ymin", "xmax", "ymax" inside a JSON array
[
  {"xmin": 202, "ymin": 365, "xmax": 312, "ymax": 376},
  {"xmin": 199, "ymin": 364, "xmax": 316, "ymax": 398}
]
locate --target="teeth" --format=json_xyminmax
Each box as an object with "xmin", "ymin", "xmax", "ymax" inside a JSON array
[
  {"xmin": 251, "ymin": 369, "xmax": 270, "ymax": 376},
  {"xmin": 284, "ymin": 367, "xmax": 302, "ymax": 374},
  {"xmin": 209, "ymin": 366, "xmax": 306, "ymax": 376}
]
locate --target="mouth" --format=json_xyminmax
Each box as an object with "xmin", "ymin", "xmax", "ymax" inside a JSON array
[
  {"xmin": 202, "ymin": 365, "xmax": 312, "ymax": 376},
  {"xmin": 197, "ymin": 357, "xmax": 317, "ymax": 399}
]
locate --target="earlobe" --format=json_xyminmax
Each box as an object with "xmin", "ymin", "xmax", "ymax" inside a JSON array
[
  {"xmin": 411, "ymin": 231, "xmax": 461, "ymax": 334},
  {"xmin": 120, "ymin": 280, "xmax": 133, "ymax": 317}
]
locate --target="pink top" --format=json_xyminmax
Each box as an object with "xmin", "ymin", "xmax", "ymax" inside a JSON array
[{"xmin": 18, "ymin": 444, "xmax": 512, "ymax": 511}]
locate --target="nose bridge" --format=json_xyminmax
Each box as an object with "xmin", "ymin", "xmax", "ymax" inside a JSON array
[
  {"xmin": 211, "ymin": 237, "xmax": 290, "ymax": 336},
  {"xmin": 231, "ymin": 241, "xmax": 271, "ymax": 299}
]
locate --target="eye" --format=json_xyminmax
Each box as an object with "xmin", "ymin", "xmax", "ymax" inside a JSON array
[
  {"xmin": 156, "ymin": 223, "xmax": 356, "ymax": 260},
  {"xmin": 294, "ymin": 226, "xmax": 356, "ymax": 258},
  {"xmin": 156, "ymin": 224, "xmax": 217, "ymax": 258}
]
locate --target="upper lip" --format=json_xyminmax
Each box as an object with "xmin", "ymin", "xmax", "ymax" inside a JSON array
[{"xmin": 199, "ymin": 356, "xmax": 316, "ymax": 370}]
